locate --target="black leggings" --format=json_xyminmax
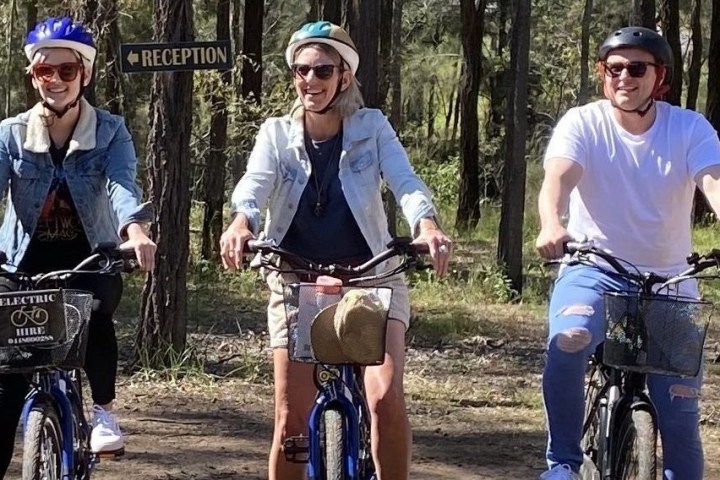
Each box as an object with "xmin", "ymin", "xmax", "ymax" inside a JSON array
[{"xmin": 0, "ymin": 273, "xmax": 122, "ymax": 477}]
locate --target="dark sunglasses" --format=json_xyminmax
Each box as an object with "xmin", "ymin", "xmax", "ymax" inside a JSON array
[
  {"xmin": 603, "ymin": 61, "xmax": 659, "ymax": 78},
  {"xmin": 31, "ymin": 62, "xmax": 83, "ymax": 83},
  {"xmin": 291, "ymin": 63, "xmax": 342, "ymax": 80}
]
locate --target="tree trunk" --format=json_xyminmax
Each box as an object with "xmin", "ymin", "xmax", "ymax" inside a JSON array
[
  {"xmin": 138, "ymin": 0, "xmax": 194, "ymax": 368},
  {"xmin": 578, "ymin": 0, "xmax": 593, "ymax": 105},
  {"xmin": 486, "ymin": 0, "xmax": 508, "ymax": 138},
  {"xmin": 707, "ymin": 0, "xmax": 720, "ymax": 130},
  {"xmin": 102, "ymin": 0, "xmax": 124, "ymax": 115},
  {"xmin": 78, "ymin": 0, "xmax": 99, "ymax": 106},
  {"xmin": 232, "ymin": 0, "xmax": 242, "ymax": 97},
  {"xmin": 385, "ymin": 0, "xmax": 404, "ymax": 236},
  {"xmin": 633, "ymin": 0, "xmax": 656, "ymax": 28},
  {"xmin": 201, "ymin": 0, "xmax": 232, "ymax": 262},
  {"xmin": 322, "ymin": 0, "xmax": 342, "ymax": 24},
  {"xmin": 378, "ymin": 0, "xmax": 392, "ymax": 110},
  {"xmin": 241, "ymin": 0, "xmax": 263, "ymax": 103},
  {"xmin": 497, "ymin": 0, "xmax": 531, "ymax": 294},
  {"xmin": 658, "ymin": 0, "xmax": 681, "ymax": 105},
  {"xmin": 686, "ymin": 0, "xmax": 702, "ymax": 111},
  {"xmin": 24, "ymin": 0, "xmax": 37, "ymax": 110},
  {"xmin": 455, "ymin": 0, "xmax": 485, "ymax": 232},
  {"xmin": 347, "ymin": 0, "xmax": 380, "ymax": 107}
]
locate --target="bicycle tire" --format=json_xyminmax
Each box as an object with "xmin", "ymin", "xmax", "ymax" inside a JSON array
[
  {"xmin": 613, "ymin": 407, "xmax": 657, "ymax": 480},
  {"xmin": 22, "ymin": 400, "xmax": 63, "ymax": 480},
  {"xmin": 321, "ymin": 408, "xmax": 345, "ymax": 480},
  {"xmin": 580, "ymin": 366, "xmax": 604, "ymax": 478}
]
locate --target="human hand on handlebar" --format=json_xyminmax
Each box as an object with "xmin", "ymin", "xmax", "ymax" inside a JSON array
[
  {"xmin": 219, "ymin": 215, "xmax": 255, "ymax": 270},
  {"xmin": 535, "ymin": 224, "xmax": 573, "ymax": 260},
  {"xmin": 119, "ymin": 223, "xmax": 156, "ymax": 272},
  {"xmin": 413, "ymin": 218, "xmax": 452, "ymax": 277}
]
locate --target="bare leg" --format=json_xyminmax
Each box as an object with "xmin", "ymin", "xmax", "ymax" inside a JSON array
[
  {"xmin": 364, "ymin": 319, "xmax": 410, "ymax": 480},
  {"xmin": 268, "ymin": 348, "xmax": 316, "ymax": 480}
]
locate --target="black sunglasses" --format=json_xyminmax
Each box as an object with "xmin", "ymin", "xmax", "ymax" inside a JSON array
[
  {"xmin": 291, "ymin": 63, "xmax": 342, "ymax": 80},
  {"xmin": 603, "ymin": 61, "xmax": 659, "ymax": 78}
]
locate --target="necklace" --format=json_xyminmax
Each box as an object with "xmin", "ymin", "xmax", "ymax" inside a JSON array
[{"xmin": 306, "ymin": 127, "xmax": 343, "ymax": 217}]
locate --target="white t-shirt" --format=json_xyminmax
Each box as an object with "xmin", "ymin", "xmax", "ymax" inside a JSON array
[{"xmin": 544, "ymin": 99, "xmax": 720, "ymax": 273}]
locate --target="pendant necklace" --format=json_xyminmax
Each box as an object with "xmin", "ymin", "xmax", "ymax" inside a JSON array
[{"xmin": 306, "ymin": 126, "xmax": 343, "ymax": 217}]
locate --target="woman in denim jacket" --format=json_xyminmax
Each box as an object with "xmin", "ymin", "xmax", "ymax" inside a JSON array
[
  {"xmin": 0, "ymin": 17, "xmax": 155, "ymax": 475},
  {"xmin": 220, "ymin": 21, "xmax": 451, "ymax": 480}
]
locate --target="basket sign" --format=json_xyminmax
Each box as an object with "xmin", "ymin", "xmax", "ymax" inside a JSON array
[{"xmin": 0, "ymin": 290, "xmax": 66, "ymax": 347}]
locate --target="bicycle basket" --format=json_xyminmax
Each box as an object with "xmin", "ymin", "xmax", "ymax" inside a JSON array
[
  {"xmin": 0, "ymin": 289, "xmax": 93, "ymax": 373},
  {"xmin": 283, "ymin": 283, "xmax": 392, "ymax": 365},
  {"xmin": 603, "ymin": 292, "xmax": 712, "ymax": 377}
]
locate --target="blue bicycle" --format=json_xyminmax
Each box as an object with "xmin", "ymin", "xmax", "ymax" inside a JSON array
[
  {"xmin": 0, "ymin": 244, "xmax": 135, "ymax": 479},
  {"xmin": 247, "ymin": 237, "xmax": 429, "ymax": 480}
]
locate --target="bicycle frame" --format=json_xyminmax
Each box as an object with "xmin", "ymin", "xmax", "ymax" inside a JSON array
[
  {"xmin": 307, "ymin": 364, "xmax": 369, "ymax": 480},
  {"xmin": 21, "ymin": 368, "xmax": 93, "ymax": 478},
  {"xmin": 247, "ymin": 238, "xmax": 427, "ymax": 480},
  {"xmin": 567, "ymin": 241, "xmax": 720, "ymax": 479},
  {"xmin": 583, "ymin": 351, "xmax": 656, "ymax": 479}
]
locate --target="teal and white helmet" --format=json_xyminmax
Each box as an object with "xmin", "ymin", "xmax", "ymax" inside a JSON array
[{"xmin": 285, "ymin": 21, "xmax": 359, "ymax": 75}]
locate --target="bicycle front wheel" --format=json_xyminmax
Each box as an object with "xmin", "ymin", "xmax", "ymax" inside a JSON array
[
  {"xmin": 321, "ymin": 408, "xmax": 345, "ymax": 480},
  {"xmin": 22, "ymin": 400, "xmax": 63, "ymax": 480},
  {"xmin": 581, "ymin": 365, "xmax": 604, "ymax": 475},
  {"xmin": 613, "ymin": 407, "xmax": 657, "ymax": 480}
]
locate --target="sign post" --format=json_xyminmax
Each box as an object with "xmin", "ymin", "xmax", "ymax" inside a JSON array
[{"xmin": 120, "ymin": 40, "xmax": 232, "ymax": 73}]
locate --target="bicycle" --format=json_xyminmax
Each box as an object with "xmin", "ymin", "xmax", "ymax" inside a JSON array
[
  {"xmin": 246, "ymin": 236, "xmax": 430, "ymax": 480},
  {"xmin": 551, "ymin": 241, "xmax": 719, "ymax": 480},
  {"xmin": 0, "ymin": 243, "xmax": 136, "ymax": 479}
]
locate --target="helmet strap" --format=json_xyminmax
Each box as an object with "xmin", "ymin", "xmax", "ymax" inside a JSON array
[
  {"xmin": 313, "ymin": 75, "xmax": 344, "ymax": 115},
  {"xmin": 41, "ymin": 81, "xmax": 85, "ymax": 121}
]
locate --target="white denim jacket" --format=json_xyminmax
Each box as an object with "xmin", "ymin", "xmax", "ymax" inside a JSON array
[{"xmin": 231, "ymin": 108, "xmax": 437, "ymax": 261}]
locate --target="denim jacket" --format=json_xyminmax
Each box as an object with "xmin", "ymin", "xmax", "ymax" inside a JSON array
[
  {"xmin": 0, "ymin": 98, "xmax": 153, "ymax": 269},
  {"xmin": 231, "ymin": 108, "xmax": 437, "ymax": 264}
]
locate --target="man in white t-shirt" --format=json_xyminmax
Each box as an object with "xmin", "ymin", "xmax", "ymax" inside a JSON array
[{"xmin": 535, "ymin": 26, "xmax": 720, "ymax": 480}]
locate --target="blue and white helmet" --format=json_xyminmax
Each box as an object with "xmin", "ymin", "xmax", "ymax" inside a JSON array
[
  {"xmin": 24, "ymin": 17, "xmax": 96, "ymax": 69},
  {"xmin": 286, "ymin": 21, "xmax": 359, "ymax": 75}
]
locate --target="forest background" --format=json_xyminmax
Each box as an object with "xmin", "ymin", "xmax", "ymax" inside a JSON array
[{"xmin": 4, "ymin": 1, "xmax": 720, "ymax": 478}]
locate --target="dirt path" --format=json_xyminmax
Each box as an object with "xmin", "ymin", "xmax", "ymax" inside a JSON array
[{"xmin": 7, "ymin": 323, "xmax": 720, "ymax": 479}]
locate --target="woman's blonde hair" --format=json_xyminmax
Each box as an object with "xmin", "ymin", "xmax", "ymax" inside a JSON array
[{"xmin": 290, "ymin": 42, "xmax": 364, "ymax": 119}]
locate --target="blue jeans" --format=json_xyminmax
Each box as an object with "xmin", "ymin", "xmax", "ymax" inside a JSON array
[{"xmin": 543, "ymin": 265, "xmax": 703, "ymax": 480}]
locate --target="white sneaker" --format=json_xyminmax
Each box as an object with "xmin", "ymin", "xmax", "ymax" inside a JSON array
[
  {"xmin": 90, "ymin": 405, "xmax": 125, "ymax": 455},
  {"xmin": 539, "ymin": 464, "xmax": 580, "ymax": 480}
]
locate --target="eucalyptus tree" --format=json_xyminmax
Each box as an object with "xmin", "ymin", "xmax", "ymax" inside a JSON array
[
  {"xmin": 633, "ymin": 0, "xmax": 656, "ymax": 28},
  {"xmin": 201, "ymin": 0, "xmax": 233, "ymax": 262},
  {"xmin": 455, "ymin": 0, "xmax": 485, "ymax": 232},
  {"xmin": 687, "ymin": 0, "xmax": 702, "ymax": 111},
  {"xmin": 347, "ymin": 0, "xmax": 381, "ymax": 107},
  {"xmin": 138, "ymin": 0, "xmax": 194, "ymax": 367},
  {"xmin": 659, "ymin": 0, "xmax": 682, "ymax": 105},
  {"xmin": 497, "ymin": 0, "xmax": 531, "ymax": 293}
]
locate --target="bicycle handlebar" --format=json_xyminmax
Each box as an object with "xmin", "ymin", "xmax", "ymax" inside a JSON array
[
  {"xmin": 0, "ymin": 243, "xmax": 138, "ymax": 288},
  {"xmin": 245, "ymin": 237, "xmax": 431, "ymax": 284},
  {"xmin": 561, "ymin": 240, "xmax": 720, "ymax": 293}
]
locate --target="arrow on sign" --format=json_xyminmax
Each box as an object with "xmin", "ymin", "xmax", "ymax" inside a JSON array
[{"xmin": 127, "ymin": 51, "xmax": 139, "ymax": 66}]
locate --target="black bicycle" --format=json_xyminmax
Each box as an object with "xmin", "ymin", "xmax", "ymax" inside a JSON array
[
  {"xmin": 0, "ymin": 244, "xmax": 136, "ymax": 479},
  {"xmin": 554, "ymin": 242, "xmax": 719, "ymax": 480},
  {"xmin": 246, "ymin": 237, "xmax": 429, "ymax": 480}
]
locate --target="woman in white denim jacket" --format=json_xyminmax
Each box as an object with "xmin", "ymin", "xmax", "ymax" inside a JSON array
[{"xmin": 220, "ymin": 21, "xmax": 451, "ymax": 480}]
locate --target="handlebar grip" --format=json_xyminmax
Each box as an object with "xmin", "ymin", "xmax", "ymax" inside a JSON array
[{"xmin": 245, "ymin": 239, "xmax": 273, "ymax": 254}]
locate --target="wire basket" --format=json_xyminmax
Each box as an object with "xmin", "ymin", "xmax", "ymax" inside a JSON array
[
  {"xmin": 603, "ymin": 292, "xmax": 712, "ymax": 377},
  {"xmin": 283, "ymin": 283, "xmax": 393, "ymax": 365},
  {"xmin": 0, "ymin": 289, "xmax": 93, "ymax": 373}
]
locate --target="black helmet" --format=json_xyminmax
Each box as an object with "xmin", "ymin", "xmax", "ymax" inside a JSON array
[{"xmin": 598, "ymin": 27, "xmax": 673, "ymax": 82}]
